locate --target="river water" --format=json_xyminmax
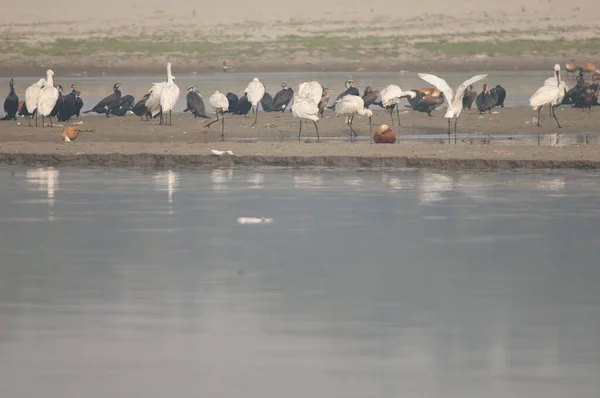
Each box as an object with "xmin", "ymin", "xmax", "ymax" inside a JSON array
[
  {"xmin": 1, "ymin": 70, "xmax": 577, "ymax": 113},
  {"xmin": 0, "ymin": 166, "xmax": 599, "ymax": 397}
]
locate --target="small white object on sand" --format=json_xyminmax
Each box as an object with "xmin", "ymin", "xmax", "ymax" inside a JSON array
[
  {"xmin": 237, "ymin": 217, "xmax": 273, "ymax": 225},
  {"xmin": 211, "ymin": 149, "xmax": 234, "ymax": 156}
]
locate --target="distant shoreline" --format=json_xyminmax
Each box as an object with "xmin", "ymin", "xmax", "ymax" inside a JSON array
[{"xmin": 0, "ymin": 57, "xmax": 576, "ymax": 78}]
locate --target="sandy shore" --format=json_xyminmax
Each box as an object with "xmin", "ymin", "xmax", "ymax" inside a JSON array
[{"xmin": 1, "ymin": 107, "xmax": 599, "ymax": 170}]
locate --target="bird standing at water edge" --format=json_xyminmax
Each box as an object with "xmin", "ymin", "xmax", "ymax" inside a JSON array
[
  {"xmin": 335, "ymin": 95, "xmax": 373, "ymax": 142},
  {"xmin": 379, "ymin": 84, "xmax": 416, "ymax": 126},
  {"xmin": 183, "ymin": 85, "xmax": 209, "ymax": 118},
  {"xmin": 24, "ymin": 78, "xmax": 46, "ymax": 126},
  {"xmin": 36, "ymin": 69, "xmax": 60, "ymax": 128},
  {"xmin": 292, "ymin": 81, "xmax": 321, "ymax": 142},
  {"xmin": 530, "ymin": 64, "xmax": 564, "ymax": 128},
  {"xmin": 158, "ymin": 62, "xmax": 179, "ymax": 125},
  {"xmin": 418, "ymin": 72, "xmax": 488, "ymax": 143},
  {"xmin": 246, "ymin": 77, "xmax": 265, "ymax": 126},
  {"xmin": 205, "ymin": 90, "xmax": 229, "ymax": 141},
  {"xmin": 83, "ymin": 82, "xmax": 121, "ymax": 116},
  {"xmin": 268, "ymin": 83, "xmax": 294, "ymax": 112},
  {"xmin": 2, "ymin": 78, "xmax": 18, "ymax": 120}
]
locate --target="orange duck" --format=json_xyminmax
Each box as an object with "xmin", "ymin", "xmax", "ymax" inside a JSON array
[
  {"xmin": 373, "ymin": 124, "xmax": 396, "ymax": 144},
  {"xmin": 416, "ymin": 88, "xmax": 441, "ymax": 97},
  {"xmin": 61, "ymin": 126, "xmax": 80, "ymax": 142},
  {"xmin": 565, "ymin": 62, "xmax": 577, "ymax": 73},
  {"xmin": 580, "ymin": 62, "xmax": 598, "ymax": 73}
]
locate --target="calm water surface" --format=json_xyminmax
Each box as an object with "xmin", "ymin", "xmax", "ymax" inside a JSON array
[
  {"xmin": 1, "ymin": 166, "xmax": 599, "ymax": 397},
  {"xmin": 1, "ymin": 70, "xmax": 580, "ymax": 112}
]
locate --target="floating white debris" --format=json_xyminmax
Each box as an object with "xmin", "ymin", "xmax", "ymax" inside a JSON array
[
  {"xmin": 211, "ymin": 149, "xmax": 234, "ymax": 156},
  {"xmin": 492, "ymin": 111, "xmax": 499, "ymax": 114},
  {"xmin": 72, "ymin": 121, "xmax": 83, "ymax": 125},
  {"xmin": 237, "ymin": 217, "xmax": 273, "ymax": 225}
]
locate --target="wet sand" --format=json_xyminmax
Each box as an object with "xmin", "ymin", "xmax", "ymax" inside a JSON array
[{"xmin": 1, "ymin": 107, "xmax": 600, "ymax": 170}]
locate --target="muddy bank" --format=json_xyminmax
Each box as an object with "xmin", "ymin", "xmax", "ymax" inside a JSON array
[
  {"xmin": 1, "ymin": 107, "xmax": 600, "ymax": 170},
  {"xmin": 1, "ymin": 141, "xmax": 600, "ymax": 170}
]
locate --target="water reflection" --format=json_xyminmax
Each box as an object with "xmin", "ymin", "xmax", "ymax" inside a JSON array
[
  {"xmin": 25, "ymin": 167, "xmax": 59, "ymax": 206},
  {"xmin": 210, "ymin": 168, "xmax": 234, "ymax": 190},
  {"xmin": 152, "ymin": 169, "xmax": 180, "ymax": 206},
  {"xmin": 1, "ymin": 166, "xmax": 600, "ymax": 398},
  {"xmin": 419, "ymin": 172, "xmax": 454, "ymax": 204}
]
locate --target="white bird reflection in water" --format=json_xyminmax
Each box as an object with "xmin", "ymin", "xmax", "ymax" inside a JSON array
[
  {"xmin": 293, "ymin": 174, "xmax": 324, "ymax": 189},
  {"xmin": 211, "ymin": 168, "xmax": 234, "ymax": 190},
  {"xmin": 419, "ymin": 172, "xmax": 454, "ymax": 204},
  {"xmin": 153, "ymin": 170, "xmax": 180, "ymax": 205},
  {"xmin": 245, "ymin": 173, "xmax": 264, "ymax": 189},
  {"xmin": 25, "ymin": 167, "xmax": 59, "ymax": 207},
  {"xmin": 536, "ymin": 177, "xmax": 566, "ymax": 192},
  {"xmin": 381, "ymin": 172, "xmax": 410, "ymax": 191}
]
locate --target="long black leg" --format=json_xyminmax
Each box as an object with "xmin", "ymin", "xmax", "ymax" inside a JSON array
[
  {"xmin": 537, "ymin": 106, "xmax": 542, "ymax": 127},
  {"xmin": 396, "ymin": 106, "xmax": 401, "ymax": 126},
  {"xmin": 454, "ymin": 118, "xmax": 458, "ymax": 144},
  {"xmin": 312, "ymin": 120, "xmax": 319, "ymax": 142},
  {"xmin": 298, "ymin": 119, "xmax": 303, "ymax": 143},
  {"xmin": 552, "ymin": 108, "xmax": 562, "ymax": 128},
  {"xmin": 253, "ymin": 106, "xmax": 258, "ymax": 126},
  {"xmin": 221, "ymin": 115, "xmax": 225, "ymax": 141},
  {"xmin": 389, "ymin": 108, "xmax": 394, "ymax": 125}
]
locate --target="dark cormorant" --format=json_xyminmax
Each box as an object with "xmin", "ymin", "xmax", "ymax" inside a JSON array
[
  {"xmin": 268, "ymin": 83, "xmax": 294, "ymax": 112},
  {"xmin": 233, "ymin": 94, "xmax": 252, "ymax": 116},
  {"xmin": 361, "ymin": 86, "xmax": 379, "ymax": 109},
  {"xmin": 183, "ymin": 85, "xmax": 209, "ymax": 118},
  {"xmin": 226, "ymin": 92, "xmax": 239, "ymax": 113},
  {"xmin": 476, "ymin": 84, "xmax": 498, "ymax": 113},
  {"xmin": 406, "ymin": 91, "xmax": 445, "ymax": 116},
  {"xmin": 109, "ymin": 95, "xmax": 135, "ymax": 116},
  {"xmin": 133, "ymin": 93, "xmax": 151, "ymax": 121},
  {"xmin": 318, "ymin": 88, "xmax": 331, "ymax": 117},
  {"xmin": 2, "ymin": 78, "xmax": 19, "ymax": 120},
  {"xmin": 261, "ymin": 90, "xmax": 273, "ymax": 111},
  {"xmin": 58, "ymin": 85, "xmax": 79, "ymax": 121},
  {"xmin": 83, "ymin": 82, "xmax": 122, "ymax": 116},
  {"xmin": 462, "ymin": 84, "xmax": 477, "ymax": 110},
  {"xmin": 494, "ymin": 85, "xmax": 507, "ymax": 108}
]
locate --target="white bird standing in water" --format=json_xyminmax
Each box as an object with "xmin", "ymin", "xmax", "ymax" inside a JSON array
[
  {"xmin": 36, "ymin": 69, "xmax": 59, "ymax": 128},
  {"xmin": 530, "ymin": 64, "xmax": 564, "ymax": 128},
  {"xmin": 335, "ymin": 95, "xmax": 373, "ymax": 142},
  {"xmin": 417, "ymin": 72, "xmax": 487, "ymax": 143},
  {"xmin": 158, "ymin": 62, "xmax": 179, "ymax": 125},
  {"xmin": 245, "ymin": 77, "xmax": 265, "ymax": 126},
  {"xmin": 205, "ymin": 90, "xmax": 229, "ymax": 141},
  {"xmin": 292, "ymin": 81, "xmax": 321, "ymax": 142},
  {"xmin": 24, "ymin": 78, "xmax": 46, "ymax": 126},
  {"xmin": 379, "ymin": 84, "xmax": 416, "ymax": 126}
]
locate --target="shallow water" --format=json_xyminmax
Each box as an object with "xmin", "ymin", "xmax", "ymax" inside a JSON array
[
  {"xmin": 1, "ymin": 70, "xmax": 579, "ymax": 113},
  {"xmin": 1, "ymin": 166, "xmax": 600, "ymax": 398}
]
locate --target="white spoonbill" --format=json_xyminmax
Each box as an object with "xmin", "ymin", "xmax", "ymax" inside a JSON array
[
  {"xmin": 418, "ymin": 72, "xmax": 488, "ymax": 143},
  {"xmin": 205, "ymin": 90, "xmax": 229, "ymax": 141},
  {"xmin": 158, "ymin": 62, "xmax": 179, "ymax": 125},
  {"xmin": 530, "ymin": 64, "xmax": 563, "ymax": 128},
  {"xmin": 292, "ymin": 81, "xmax": 322, "ymax": 142},
  {"xmin": 245, "ymin": 77, "xmax": 265, "ymax": 126},
  {"xmin": 36, "ymin": 69, "xmax": 59, "ymax": 128},
  {"xmin": 24, "ymin": 78, "xmax": 46, "ymax": 126},
  {"xmin": 379, "ymin": 84, "xmax": 416, "ymax": 126},
  {"xmin": 335, "ymin": 95, "xmax": 373, "ymax": 142},
  {"xmin": 145, "ymin": 82, "xmax": 166, "ymax": 121},
  {"xmin": 542, "ymin": 66, "xmax": 568, "ymax": 118}
]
